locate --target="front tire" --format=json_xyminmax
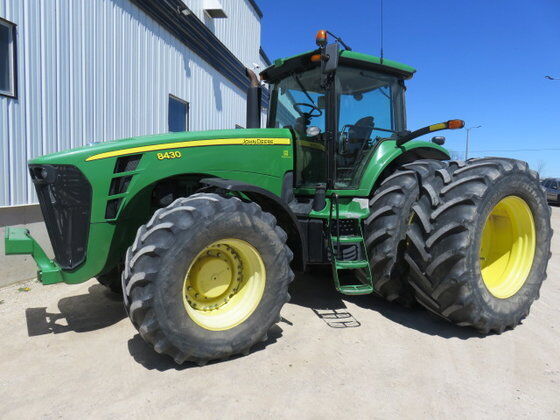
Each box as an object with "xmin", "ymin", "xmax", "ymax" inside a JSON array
[
  {"xmin": 405, "ymin": 158, "xmax": 552, "ymax": 333},
  {"xmin": 122, "ymin": 193, "xmax": 294, "ymax": 364},
  {"xmin": 97, "ymin": 267, "xmax": 123, "ymax": 295}
]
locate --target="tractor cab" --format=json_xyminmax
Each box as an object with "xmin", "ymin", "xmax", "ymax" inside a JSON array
[
  {"xmin": 260, "ymin": 32, "xmax": 461, "ymax": 294},
  {"xmin": 261, "ymin": 31, "xmax": 414, "ymax": 191}
]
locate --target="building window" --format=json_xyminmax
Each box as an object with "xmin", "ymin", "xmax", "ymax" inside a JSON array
[
  {"xmin": 0, "ymin": 18, "xmax": 16, "ymax": 97},
  {"xmin": 168, "ymin": 95, "xmax": 189, "ymax": 132}
]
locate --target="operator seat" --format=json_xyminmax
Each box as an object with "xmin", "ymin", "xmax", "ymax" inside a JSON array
[
  {"xmin": 293, "ymin": 116, "xmax": 310, "ymax": 139},
  {"xmin": 339, "ymin": 116, "xmax": 375, "ymax": 167}
]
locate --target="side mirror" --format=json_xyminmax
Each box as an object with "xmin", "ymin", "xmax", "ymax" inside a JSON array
[
  {"xmin": 431, "ymin": 136, "xmax": 446, "ymax": 145},
  {"xmin": 322, "ymin": 43, "xmax": 339, "ymax": 74}
]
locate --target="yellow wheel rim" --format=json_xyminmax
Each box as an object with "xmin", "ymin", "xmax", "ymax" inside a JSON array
[
  {"xmin": 479, "ymin": 196, "xmax": 536, "ymax": 299},
  {"xmin": 182, "ymin": 239, "xmax": 266, "ymax": 331}
]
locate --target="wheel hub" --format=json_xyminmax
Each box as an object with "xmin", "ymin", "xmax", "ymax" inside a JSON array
[
  {"xmin": 479, "ymin": 196, "xmax": 536, "ymax": 299},
  {"xmin": 185, "ymin": 245, "xmax": 243, "ymax": 311},
  {"xmin": 182, "ymin": 239, "xmax": 266, "ymax": 331}
]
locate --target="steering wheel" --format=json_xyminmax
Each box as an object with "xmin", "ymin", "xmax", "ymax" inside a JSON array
[{"xmin": 293, "ymin": 103, "xmax": 322, "ymax": 118}]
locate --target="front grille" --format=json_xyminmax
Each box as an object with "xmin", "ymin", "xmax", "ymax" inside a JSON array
[{"xmin": 29, "ymin": 164, "xmax": 92, "ymax": 270}]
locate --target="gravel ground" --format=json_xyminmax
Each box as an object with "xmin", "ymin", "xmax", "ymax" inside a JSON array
[{"xmin": 1, "ymin": 206, "xmax": 559, "ymax": 419}]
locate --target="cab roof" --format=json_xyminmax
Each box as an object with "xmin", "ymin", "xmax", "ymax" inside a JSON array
[{"xmin": 260, "ymin": 49, "xmax": 416, "ymax": 82}]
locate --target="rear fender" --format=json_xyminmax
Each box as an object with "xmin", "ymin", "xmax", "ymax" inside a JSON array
[{"xmin": 362, "ymin": 140, "xmax": 450, "ymax": 195}]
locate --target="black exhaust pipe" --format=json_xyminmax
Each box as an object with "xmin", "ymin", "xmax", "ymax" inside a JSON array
[{"xmin": 246, "ymin": 68, "xmax": 262, "ymax": 129}]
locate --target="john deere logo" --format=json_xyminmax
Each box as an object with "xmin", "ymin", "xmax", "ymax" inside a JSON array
[{"xmin": 242, "ymin": 138, "xmax": 275, "ymax": 145}]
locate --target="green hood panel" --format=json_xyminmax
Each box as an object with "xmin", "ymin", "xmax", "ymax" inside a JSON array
[
  {"xmin": 29, "ymin": 128, "xmax": 292, "ymax": 165},
  {"xmin": 29, "ymin": 128, "xmax": 295, "ymax": 224}
]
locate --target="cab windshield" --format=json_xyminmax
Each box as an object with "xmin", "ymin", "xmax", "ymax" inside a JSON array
[{"xmin": 267, "ymin": 64, "xmax": 405, "ymax": 189}]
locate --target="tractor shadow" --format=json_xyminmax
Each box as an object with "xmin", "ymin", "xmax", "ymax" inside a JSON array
[
  {"xmin": 23, "ymin": 281, "xmax": 284, "ymax": 371},
  {"xmin": 25, "ymin": 284, "xmax": 126, "ymax": 336},
  {"xmin": 127, "ymin": 324, "xmax": 284, "ymax": 372},
  {"xmin": 290, "ymin": 268, "xmax": 484, "ymax": 340},
  {"xmin": 22, "ymin": 269, "xmax": 485, "ymax": 371}
]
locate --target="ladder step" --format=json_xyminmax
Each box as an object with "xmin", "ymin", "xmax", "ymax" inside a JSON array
[
  {"xmin": 337, "ymin": 284, "xmax": 374, "ymax": 295},
  {"xmin": 335, "ymin": 260, "xmax": 369, "ymax": 270},
  {"xmin": 331, "ymin": 235, "xmax": 363, "ymax": 244}
]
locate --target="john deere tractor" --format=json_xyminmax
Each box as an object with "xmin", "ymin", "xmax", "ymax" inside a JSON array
[{"xmin": 5, "ymin": 31, "xmax": 552, "ymax": 364}]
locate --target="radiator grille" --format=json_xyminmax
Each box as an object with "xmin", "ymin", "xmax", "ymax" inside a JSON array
[{"xmin": 29, "ymin": 164, "xmax": 92, "ymax": 270}]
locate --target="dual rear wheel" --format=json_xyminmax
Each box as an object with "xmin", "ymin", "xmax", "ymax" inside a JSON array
[{"xmin": 372, "ymin": 158, "xmax": 551, "ymax": 333}]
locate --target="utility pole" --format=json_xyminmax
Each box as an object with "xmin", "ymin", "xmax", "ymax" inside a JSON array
[{"xmin": 465, "ymin": 125, "xmax": 481, "ymax": 160}]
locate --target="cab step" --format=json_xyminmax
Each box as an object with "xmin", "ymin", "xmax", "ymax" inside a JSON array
[
  {"xmin": 330, "ymin": 235, "xmax": 363, "ymax": 244},
  {"xmin": 337, "ymin": 284, "xmax": 374, "ymax": 295},
  {"xmin": 328, "ymin": 195, "xmax": 375, "ymax": 296},
  {"xmin": 332, "ymin": 260, "xmax": 373, "ymax": 295},
  {"xmin": 335, "ymin": 260, "xmax": 369, "ymax": 269}
]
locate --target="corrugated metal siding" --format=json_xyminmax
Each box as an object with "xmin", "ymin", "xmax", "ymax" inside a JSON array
[
  {"xmin": 183, "ymin": 0, "xmax": 261, "ymax": 68},
  {"xmin": 0, "ymin": 0, "xmax": 262, "ymax": 207}
]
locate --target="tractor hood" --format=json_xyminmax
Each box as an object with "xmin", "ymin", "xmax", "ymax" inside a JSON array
[
  {"xmin": 21, "ymin": 127, "xmax": 295, "ymax": 284},
  {"xmin": 27, "ymin": 126, "xmax": 295, "ymax": 223},
  {"xmin": 29, "ymin": 128, "xmax": 293, "ymax": 165}
]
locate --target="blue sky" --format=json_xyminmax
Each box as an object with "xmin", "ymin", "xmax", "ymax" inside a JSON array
[{"xmin": 260, "ymin": 0, "xmax": 560, "ymax": 177}]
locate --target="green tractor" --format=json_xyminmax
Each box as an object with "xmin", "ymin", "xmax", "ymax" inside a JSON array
[{"xmin": 5, "ymin": 31, "xmax": 552, "ymax": 365}]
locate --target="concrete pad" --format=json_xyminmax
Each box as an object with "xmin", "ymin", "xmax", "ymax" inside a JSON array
[
  {"xmin": 0, "ymin": 205, "xmax": 53, "ymax": 287},
  {"xmin": 0, "ymin": 206, "xmax": 559, "ymax": 418}
]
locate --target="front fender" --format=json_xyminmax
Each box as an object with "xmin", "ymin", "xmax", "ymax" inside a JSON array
[{"xmin": 201, "ymin": 178, "xmax": 307, "ymax": 271}]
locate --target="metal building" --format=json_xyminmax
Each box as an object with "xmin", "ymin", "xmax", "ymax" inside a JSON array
[{"xmin": 0, "ymin": 0, "xmax": 270, "ymax": 210}]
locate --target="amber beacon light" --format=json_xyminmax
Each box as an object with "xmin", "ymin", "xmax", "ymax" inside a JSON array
[{"xmin": 316, "ymin": 30, "xmax": 328, "ymax": 47}]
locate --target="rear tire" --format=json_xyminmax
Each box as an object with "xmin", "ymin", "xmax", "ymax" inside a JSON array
[
  {"xmin": 122, "ymin": 193, "xmax": 294, "ymax": 364},
  {"xmin": 361, "ymin": 167, "xmax": 421, "ymax": 304},
  {"xmin": 405, "ymin": 158, "xmax": 552, "ymax": 333}
]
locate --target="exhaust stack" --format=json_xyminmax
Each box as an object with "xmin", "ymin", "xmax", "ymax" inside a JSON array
[{"xmin": 245, "ymin": 68, "xmax": 262, "ymax": 128}]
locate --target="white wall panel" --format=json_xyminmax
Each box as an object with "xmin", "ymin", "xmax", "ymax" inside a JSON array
[
  {"xmin": 183, "ymin": 0, "xmax": 261, "ymax": 69},
  {"xmin": 0, "ymin": 0, "xmax": 262, "ymax": 207}
]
